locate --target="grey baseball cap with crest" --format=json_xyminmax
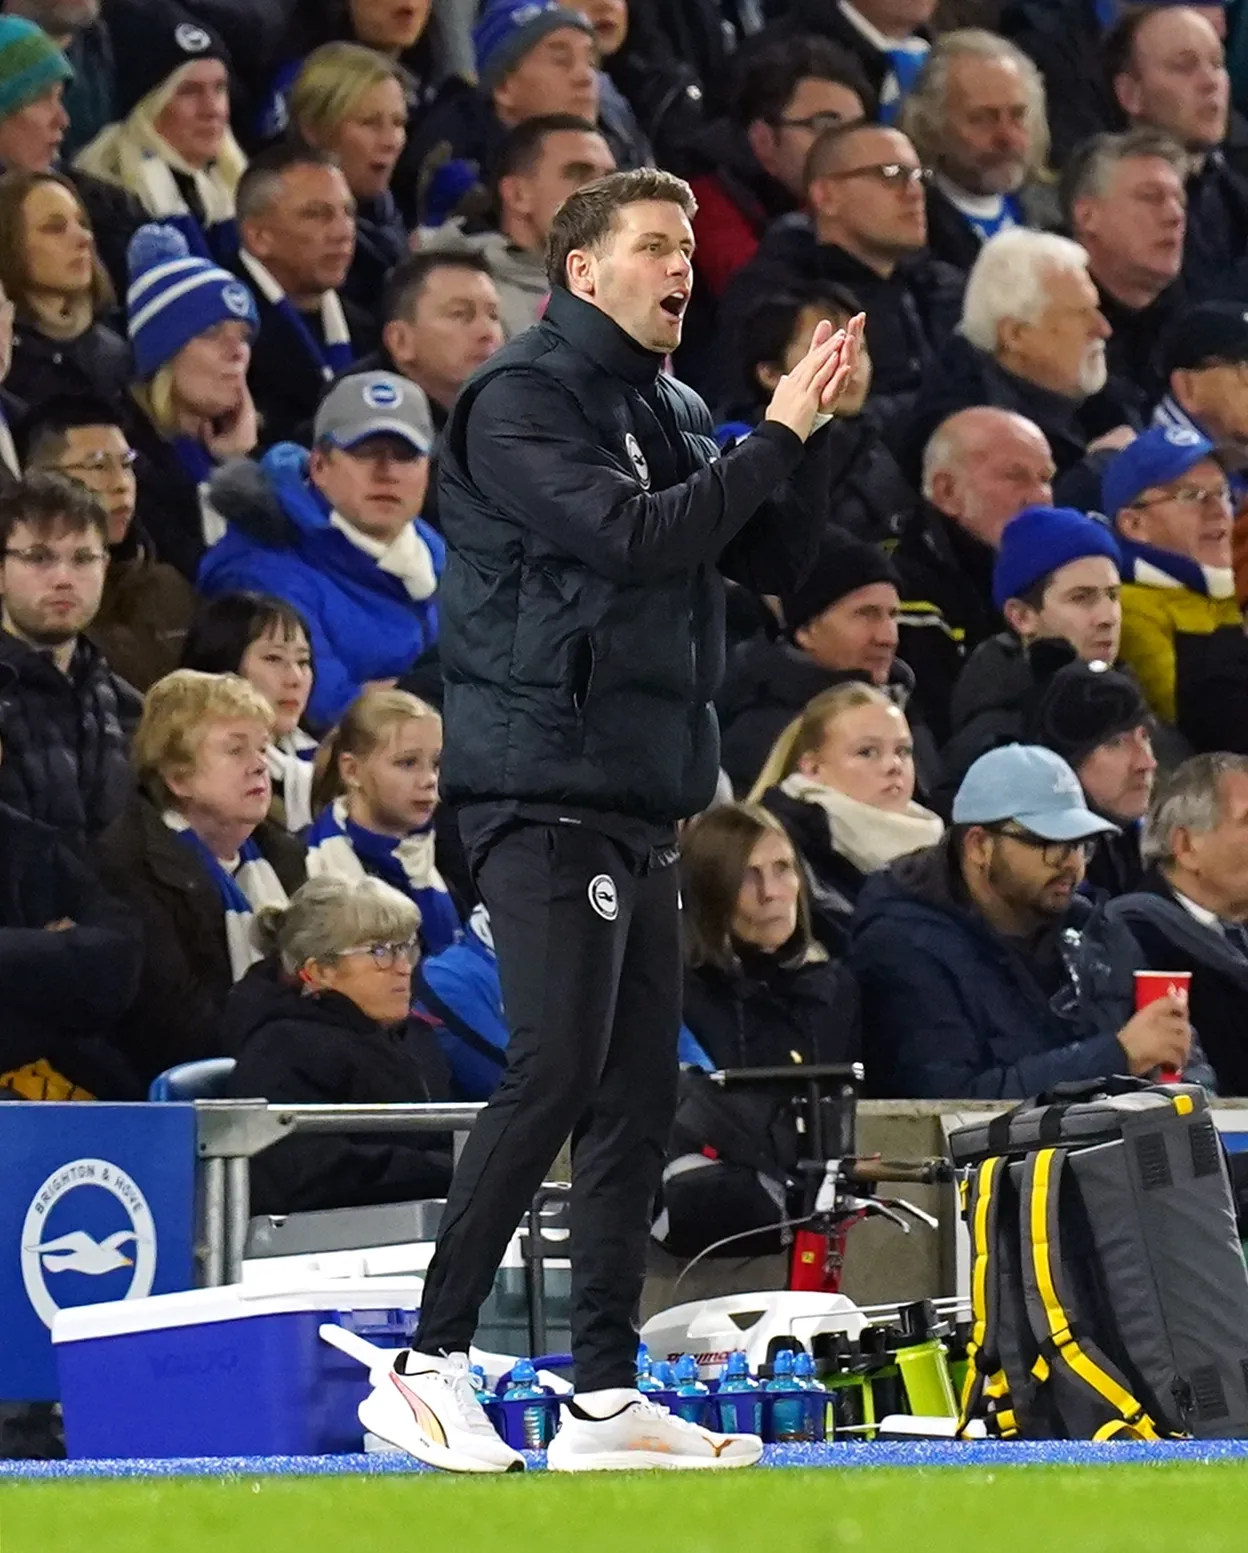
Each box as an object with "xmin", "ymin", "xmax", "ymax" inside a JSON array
[{"xmin": 314, "ymin": 372, "xmax": 434, "ymax": 456}]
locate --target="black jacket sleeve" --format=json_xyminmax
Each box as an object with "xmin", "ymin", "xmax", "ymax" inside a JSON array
[
  {"xmin": 0, "ymin": 842, "xmax": 141, "ymax": 1025},
  {"xmin": 1175, "ymin": 628, "xmax": 1248, "ymax": 755},
  {"xmin": 463, "ymin": 372, "xmax": 808, "ymax": 583},
  {"xmin": 717, "ymin": 420, "xmax": 836, "ymax": 596}
]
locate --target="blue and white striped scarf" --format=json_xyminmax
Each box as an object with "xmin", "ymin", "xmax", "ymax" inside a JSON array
[
  {"xmin": 305, "ymin": 798, "xmax": 461, "ymax": 955},
  {"xmin": 163, "ymin": 812, "xmax": 289, "ymax": 980}
]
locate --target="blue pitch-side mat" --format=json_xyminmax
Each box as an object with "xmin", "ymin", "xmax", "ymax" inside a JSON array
[{"xmin": 7, "ymin": 1441, "xmax": 1248, "ymax": 1479}]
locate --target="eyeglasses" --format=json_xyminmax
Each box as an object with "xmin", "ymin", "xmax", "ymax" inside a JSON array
[
  {"xmin": 824, "ymin": 162, "xmax": 931, "ymax": 188},
  {"xmin": 772, "ymin": 110, "xmax": 850, "ymax": 134},
  {"xmin": 54, "ymin": 451, "xmax": 137, "ymax": 476},
  {"xmin": 337, "ymin": 937, "xmax": 420, "ymax": 970},
  {"xmin": 1129, "ymin": 484, "xmax": 1231, "ymax": 510},
  {"xmin": 3, "ymin": 545, "xmax": 108, "ymax": 571},
  {"xmin": 987, "ymin": 823, "xmax": 1099, "ymax": 867}
]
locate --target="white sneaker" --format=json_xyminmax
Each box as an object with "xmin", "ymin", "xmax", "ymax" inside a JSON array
[
  {"xmin": 545, "ymin": 1390, "xmax": 764, "ymax": 1472},
  {"xmin": 356, "ymin": 1349, "xmax": 525, "ymax": 1474}
]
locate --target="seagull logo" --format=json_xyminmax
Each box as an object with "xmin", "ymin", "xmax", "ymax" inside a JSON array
[
  {"xmin": 19, "ymin": 1159, "xmax": 157, "ymax": 1330},
  {"xmin": 30, "ymin": 1230, "xmax": 139, "ymax": 1276}
]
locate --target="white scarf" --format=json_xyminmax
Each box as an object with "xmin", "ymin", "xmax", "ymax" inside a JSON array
[
  {"xmin": 778, "ymin": 771, "xmax": 945, "ymax": 876},
  {"xmin": 267, "ymin": 729, "xmax": 317, "ymax": 833},
  {"xmin": 75, "ymin": 64, "xmax": 245, "ymax": 230},
  {"xmin": 238, "ymin": 250, "xmax": 351, "ymax": 368},
  {"xmin": 162, "ymin": 810, "xmax": 289, "ymax": 981},
  {"xmin": 329, "ymin": 511, "xmax": 438, "ymax": 600}
]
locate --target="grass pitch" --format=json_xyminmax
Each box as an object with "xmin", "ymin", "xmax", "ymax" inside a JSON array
[{"xmin": 5, "ymin": 1463, "xmax": 1248, "ymax": 1553}]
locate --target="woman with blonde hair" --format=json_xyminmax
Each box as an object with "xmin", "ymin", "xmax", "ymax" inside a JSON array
[
  {"xmin": 306, "ymin": 687, "xmax": 462, "ymax": 954},
  {"xmin": 288, "ymin": 43, "xmax": 409, "ymax": 314},
  {"xmin": 122, "ymin": 223, "xmax": 258, "ymax": 581},
  {"xmin": 92, "ymin": 669, "xmax": 307, "ymax": 1084},
  {"xmin": 74, "ymin": 8, "xmax": 245, "ymax": 265},
  {"xmin": 750, "ymin": 682, "xmax": 943, "ymax": 952},
  {"xmin": 0, "ymin": 171, "xmax": 128, "ymax": 412}
]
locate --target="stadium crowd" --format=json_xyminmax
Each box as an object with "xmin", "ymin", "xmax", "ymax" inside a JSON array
[{"xmin": 3, "ymin": 0, "xmax": 1248, "ymax": 1218}]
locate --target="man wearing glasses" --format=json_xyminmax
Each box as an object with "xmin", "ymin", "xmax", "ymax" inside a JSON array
[
  {"xmin": 850, "ymin": 742, "xmax": 1192, "ymax": 1098},
  {"xmin": 1103, "ymin": 424, "xmax": 1248, "ymax": 754},
  {"xmin": 17, "ymin": 394, "xmax": 195, "ymax": 691},
  {"xmin": 726, "ymin": 121, "xmax": 961, "ymax": 416},
  {"xmin": 688, "ymin": 33, "xmax": 871, "ymax": 298},
  {"xmin": 0, "ymin": 470, "xmax": 138, "ymax": 853}
]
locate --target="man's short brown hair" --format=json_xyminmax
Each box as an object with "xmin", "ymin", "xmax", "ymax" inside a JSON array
[
  {"xmin": 545, "ymin": 167, "xmax": 697, "ymax": 290},
  {"xmin": 0, "ymin": 471, "xmax": 108, "ymax": 551}
]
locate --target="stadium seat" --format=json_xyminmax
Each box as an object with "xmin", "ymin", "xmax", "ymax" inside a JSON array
[{"xmin": 147, "ymin": 1058, "xmax": 237, "ymax": 1103}]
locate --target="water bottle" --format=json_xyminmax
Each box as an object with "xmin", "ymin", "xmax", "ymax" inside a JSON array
[
  {"xmin": 891, "ymin": 1301, "xmax": 959, "ymax": 1420},
  {"xmin": 635, "ymin": 1343, "xmax": 665, "ymax": 1394},
  {"xmin": 469, "ymin": 1364, "xmax": 494, "ymax": 1408},
  {"xmin": 671, "ymin": 1353, "xmax": 711, "ymax": 1425},
  {"xmin": 715, "ymin": 1350, "xmax": 763, "ymax": 1436},
  {"xmin": 793, "ymin": 1350, "xmax": 828, "ymax": 1442},
  {"xmin": 765, "ymin": 1348, "xmax": 812, "ymax": 1443},
  {"xmin": 503, "ymin": 1358, "xmax": 553, "ymax": 1449}
]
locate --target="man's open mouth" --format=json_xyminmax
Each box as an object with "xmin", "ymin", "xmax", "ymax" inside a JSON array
[{"xmin": 660, "ymin": 291, "xmax": 688, "ymax": 318}]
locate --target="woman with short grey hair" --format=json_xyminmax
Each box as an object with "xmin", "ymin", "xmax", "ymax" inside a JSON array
[{"xmin": 222, "ymin": 875, "xmax": 455, "ymax": 1216}]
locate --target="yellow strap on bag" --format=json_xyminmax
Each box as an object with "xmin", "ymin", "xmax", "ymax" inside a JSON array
[
  {"xmin": 958, "ymin": 1157, "xmax": 1014, "ymax": 1435},
  {"xmin": 1027, "ymin": 1146, "xmax": 1164, "ymax": 1442}
]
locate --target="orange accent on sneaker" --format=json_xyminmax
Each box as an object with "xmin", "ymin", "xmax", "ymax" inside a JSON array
[
  {"xmin": 706, "ymin": 1437, "xmax": 733, "ymax": 1458},
  {"xmin": 390, "ymin": 1371, "xmax": 450, "ymax": 1447}
]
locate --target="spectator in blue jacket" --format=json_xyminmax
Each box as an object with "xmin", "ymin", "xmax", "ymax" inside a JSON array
[
  {"xmin": 200, "ymin": 370, "xmax": 444, "ymax": 730},
  {"xmin": 850, "ymin": 742, "xmax": 1192, "ymax": 1098}
]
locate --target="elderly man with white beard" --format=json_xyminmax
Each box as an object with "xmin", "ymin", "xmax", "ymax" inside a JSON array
[{"xmin": 903, "ymin": 228, "xmax": 1139, "ymax": 477}]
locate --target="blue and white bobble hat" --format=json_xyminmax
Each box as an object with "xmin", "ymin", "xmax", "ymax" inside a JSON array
[{"xmin": 125, "ymin": 224, "xmax": 258, "ymax": 380}]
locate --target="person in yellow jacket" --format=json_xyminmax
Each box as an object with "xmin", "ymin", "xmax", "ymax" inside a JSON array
[{"xmin": 1103, "ymin": 425, "xmax": 1246, "ymax": 752}]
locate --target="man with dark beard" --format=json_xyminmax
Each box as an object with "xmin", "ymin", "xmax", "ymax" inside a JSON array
[
  {"xmin": 850, "ymin": 742, "xmax": 1191, "ymax": 1097},
  {"xmin": 0, "ymin": 471, "xmax": 137, "ymax": 852}
]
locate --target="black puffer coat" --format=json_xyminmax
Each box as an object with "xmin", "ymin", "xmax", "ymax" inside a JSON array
[
  {"xmin": 436, "ymin": 286, "xmax": 836, "ymax": 824},
  {"xmin": 0, "ymin": 632, "xmax": 139, "ymax": 853}
]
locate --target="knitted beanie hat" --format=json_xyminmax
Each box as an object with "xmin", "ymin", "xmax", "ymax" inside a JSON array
[
  {"xmin": 0, "ymin": 17, "xmax": 72, "ymax": 123},
  {"xmin": 992, "ymin": 505, "xmax": 1122, "ymax": 611},
  {"xmin": 780, "ymin": 527, "xmax": 901, "ymax": 636},
  {"xmin": 108, "ymin": 2, "xmax": 231, "ymax": 121},
  {"xmin": 126, "ymin": 224, "xmax": 257, "ymax": 379},
  {"xmin": 473, "ymin": 0, "xmax": 595, "ymax": 93},
  {"xmin": 1022, "ymin": 640, "xmax": 1152, "ymax": 770}
]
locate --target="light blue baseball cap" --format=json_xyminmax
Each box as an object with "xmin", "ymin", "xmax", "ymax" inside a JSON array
[{"xmin": 952, "ymin": 745, "xmax": 1119, "ymax": 841}]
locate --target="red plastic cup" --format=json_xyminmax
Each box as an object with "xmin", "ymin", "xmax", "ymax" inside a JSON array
[{"xmin": 1134, "ymin": 970, "xmax": 1192, "ymax": 1082}]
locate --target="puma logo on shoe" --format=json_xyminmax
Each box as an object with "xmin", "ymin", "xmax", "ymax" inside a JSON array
[{"xmin": 391, "ymin": 1372, "xmax": 450, "ymax": 1446}]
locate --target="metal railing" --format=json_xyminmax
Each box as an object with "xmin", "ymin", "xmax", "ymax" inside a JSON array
[{"xmin": 193, "ymin": 1100, "xmax": 485, "ymax": 1285}]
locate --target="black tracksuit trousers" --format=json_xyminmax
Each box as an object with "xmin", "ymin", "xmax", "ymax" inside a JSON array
[{"xmin": 412, "ymin": 820, "xmax": 681, "ymax": 1391}]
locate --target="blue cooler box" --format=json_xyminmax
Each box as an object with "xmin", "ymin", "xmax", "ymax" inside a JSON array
[{"xmin": 52, "ymin": 1281, "xmax": 423, "ymax": 1460}]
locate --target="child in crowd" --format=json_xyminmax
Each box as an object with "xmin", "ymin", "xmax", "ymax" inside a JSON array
[{"xmin": 306, "ymin": 687, "xmax": 461, "ymax": 954}]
